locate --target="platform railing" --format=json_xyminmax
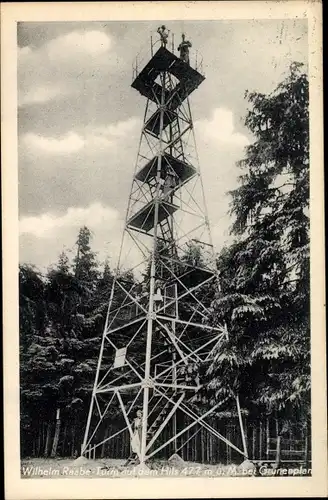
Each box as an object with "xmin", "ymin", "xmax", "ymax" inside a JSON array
[{"xmin": 132, "ymin": 31, "xmax": 204, "ymax": 81}]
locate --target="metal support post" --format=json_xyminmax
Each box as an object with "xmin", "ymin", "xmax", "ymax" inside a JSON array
[
  {"xmin": 236, "ymin": 394, "xmax": 248, "ymax": 459},
  {"xmin": 140, "ymin": 70, "xmax": 166, "ymax": 465}
]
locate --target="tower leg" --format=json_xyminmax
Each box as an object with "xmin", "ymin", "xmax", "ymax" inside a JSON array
[
  {"xmin": 236, "ymin": 394, "xmax": 248, "ymax": 459},
  {"xmin": 81, "ymin": 280, "xmax": 116, "ymax": 455},
  {"xmin": 140, "ymin": 70, "xmax": 167, "ymax": 465},
  {"xmin": 172, "ymin": 320, "xmax": 177, "ymax": 453}
]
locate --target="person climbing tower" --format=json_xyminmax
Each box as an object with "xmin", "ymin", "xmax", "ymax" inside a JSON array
[
  {"xmin": 154, "ymin": 280, "xmax": 164, "ymax": 312},
  {"xmin": 178, "ymin": 33, "xmax": 192, "ymax": 64},
  {"xmin": 163, "ymin": 171, "xmax": 176, "ymax": 197},
  {"xmin": 157, "ymin": 25, "xmax": 169, "ymax": 47}
]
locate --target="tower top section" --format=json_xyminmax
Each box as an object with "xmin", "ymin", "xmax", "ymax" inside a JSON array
[{"xmin": 132, "ymin": 26, "xmax": 204, "ymax": 83}]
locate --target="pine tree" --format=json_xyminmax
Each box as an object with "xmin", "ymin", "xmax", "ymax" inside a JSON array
[
  {"xmin": 20, "ymin": 230, "xmax": 103, "ymax": 458},
  {"xmin": 57, "ymin": 250, "xmax": 70, "ymax": 273},
  {"xmin": 205, "ymin": 62, "xmax": 310, "ymax": 434},
  {"xmin": 74, "ymin": 226, "xmax": 99, "ymax": 286},
  {"xmin": 19, "ymin": 264, "xmax": 49, "ymax": 456}
]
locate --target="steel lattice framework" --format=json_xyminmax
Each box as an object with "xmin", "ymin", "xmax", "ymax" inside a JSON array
[{"xmin": 82, "ymin": 32, "xmax": 248, "ymax": 467}]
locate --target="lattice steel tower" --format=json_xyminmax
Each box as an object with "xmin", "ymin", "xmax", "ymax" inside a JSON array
[{"xmin": 82, "ymin": 29, "xmax": 248, "ymax": 467}]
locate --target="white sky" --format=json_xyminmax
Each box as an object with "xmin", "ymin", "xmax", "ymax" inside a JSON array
[{"xmin": 18, "ymin": 19, "xmax": 308, "ymax": 272}]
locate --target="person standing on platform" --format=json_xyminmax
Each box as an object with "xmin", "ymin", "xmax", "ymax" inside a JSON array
[
  {"xmin": 163, "ymin": 171, "xmax": 176, "ymax": 197},
  {"xmin": 178, "ymin": 33, "xmax": 192, "ymax": 64},
  {"xmin": 157, "ymin": 25, "xmax": 169, "ymax": 47}
]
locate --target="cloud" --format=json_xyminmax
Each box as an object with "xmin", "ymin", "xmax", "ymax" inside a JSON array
[
  {"xmin": 18, "ymin": 20, "xmax": 308, "ymax": 272},
  {"xmin": 18, "ymin": 46, "xmax": 32, "ymax": 58},
  {"xmin": 19, "ymin": 85, "xmax": 66, "ymax": 106},
  {"xmin": 86, "ymin": 117, "xmax": 140, "ymax": 147},
  {"xmin": 46, "ymin": 30, "xmax": 112, "ymax": 61},
  {"xmin": 20, "ymin": 202, "xmax": 119, "ymax": 238},
  {"xmin": 19, "ymin": 30, "xmax": 112, "ymax": 63},
  {"xmin": 21, "ymin": 117, "xmax": 140, "ymax": 156},
  {"xmin": 99, "ymin": 119, "xmax": 140, "ymax": 138},
  {"xmin": 23, "ymin": 131, "xmax": 84, "ymax": 155},
  {"xmin": 196, "ymin": 108, "xmax": 250, "ymax": 148},
  {"xmin": 18, "ymin": 29, "xmax": 114, "ymax": 106}
]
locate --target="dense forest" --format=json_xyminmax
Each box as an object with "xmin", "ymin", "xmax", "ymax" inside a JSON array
[{"xmin": 20, "ymin": 63, "xmax": 310, "ymax": 461}]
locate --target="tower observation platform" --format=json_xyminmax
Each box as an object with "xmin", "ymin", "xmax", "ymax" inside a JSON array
[
  {"xmin": 81, "ymin": 27, "xmax": 248, "ymax": 468},
  {"xmin": 132, "ymin": 45, "xmax": 204, "ymax": 137}
]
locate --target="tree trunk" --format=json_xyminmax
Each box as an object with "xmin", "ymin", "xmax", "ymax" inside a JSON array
[
  {"xmin": 266, "ymin": 418, "xmax": 270, "ymax": 461},
  {"xmin": 71, "ymin": 424, "xmax": 76, "ymax": 457},
  {"xmin": 62, "ymin": 423, "xmax": 67, "ymax": 457},
  {"xmin": 304, "ymin": 422, "xmax": 310, "ymax": 468},
  {"xmin": 252, "ymin": 425, "xmax": 256, "ymax": 460},
  {"xmin": 42, "ymin": 422, "xmax": 46, "ymax": 454},
  {"xmin": 76, "ymin": 417, "xmax": 85, "ymax": 458},
  {"xmin": 275, "ymin": 418, "xmax": 279, "ymax": 437},
  {"xmin": 259, "ymin": 421, "xmax": 263, "ymax": 460},
  {"xmin": 37, "ymin": 424, "xmax": 42, "ymax": 456},
  {"xmin": 101, "ymin": 427, "xmax": 108, "ymax": 458},
  {"xmin": 213, "ymin": 421, "xmax": 218, "ymax": 464},
  {"xmin": 209, "ymin": 430, "xmax": 212, "ymax": 463},
  {"xmin": 192, "ymin": 430, "xmax": 195, "ymax": 462},
  {"xmin": 186, "ymin": 427, "xmax": 190, "ymax": 461},
  {"xmin": 275, "ymin": 436, "xmax": 281, "ymax": 465},
  {"xmin": 50, "ymin": 408, "xmax": 61, "ymax": 458},
  {"xmin": 179, "ymin": 420, "xmax": 184, "ymax": 461},
  {"xmin": 206, "ymin": 430, "xmax": 210, "ymax": 463},
  {"xmin": 44, "ymin": 421, "xmax": 52, "ymax": 457},
  {"xmin": 201, "ymin": 427, "xmax": 205, "ymax": 463},
  {"xmin": 275, "ymin": 418, "xmax": 281, "ymax": 465},
  {"xmin": 226, "ymin": 426, "xmax": 231, "ymax": 464}
]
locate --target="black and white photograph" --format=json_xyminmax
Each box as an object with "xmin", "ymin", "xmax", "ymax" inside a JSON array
[{"xmin": 2, "ymin": 1, "xmax": 326, "ymax": 499}]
